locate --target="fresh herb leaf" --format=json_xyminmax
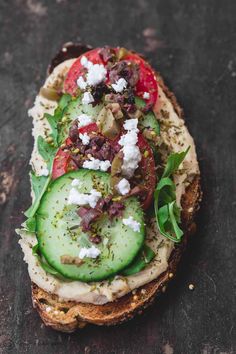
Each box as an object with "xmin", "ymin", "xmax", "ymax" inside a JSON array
[
  {"xmin": 121, "ymin": 244, "xmax": 155, "ymax": 276},
  {"xmin": 154, "ymin": 147, "xmax": 190, "ymax": 243},
  {"xmin": 58, "ymin": 93, "xmax": 71, "ymax": 110},
  {"xmin": 25, "ymin": 216, "xmax": 36, "ymax": 232},
  {"xmin": 45, "ymin": 113, "xmax": 58, "ymax": 145},
  {"xmin": 25, "ymin": 172, "xmax": 50, "ymax": 218},
  {"xmin": 162, "ymin": 146, "xmax": 190, "ymax": 178},
  {"xmin": 37, "ymin": 136, "xmax": 57, "ymax": 169},
  {"xmin": 24, "ymin": 95, "xmax": 72, "ymax": 224},
  {"xmin": 168, "ymin": 201, "xmax": 183, "ymax": 239}
]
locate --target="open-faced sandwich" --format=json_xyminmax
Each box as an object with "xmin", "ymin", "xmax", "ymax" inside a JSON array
[{"xmin": 17, "ymin": 43, "xmax": 201, "ymax": 332}]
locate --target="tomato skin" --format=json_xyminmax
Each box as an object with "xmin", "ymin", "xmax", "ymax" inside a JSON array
[
  {"xmin": 52, "ymin": 123, "xmax": 99, "ymax": 180},
  {"xmin": 64, "ymin": 48, "xmax": 105, "ymax": 95},
  {"xmin": 123, "ymin": 52, "xmax": 158, "ymax": 108},
  {"xmin": 64, "ymin": 47, "xmax": 158, "ymax": 107}
]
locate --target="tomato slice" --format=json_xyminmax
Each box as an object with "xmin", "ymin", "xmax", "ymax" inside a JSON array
[
  {"xmin": 52, "ymin": 123, "xmax": 98, "ymax": 180},
  {"xmin": 122, "ymin": 52, "xmax": 158, "ymax": 107},
  {"xmin": 64, "ymin": 48, "xmax": 105, "ymax": 95},
  {"xmin": 64, "ymin": 47, "xmax": 158, "ymax": 107}
]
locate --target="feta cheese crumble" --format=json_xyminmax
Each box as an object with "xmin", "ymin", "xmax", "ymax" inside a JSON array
[
  {"xmin": 118, "ymin": 118, "xmax": 141, "ymax": 178},
  {"xmin": 116, "ymin": 178, "xmax": 130, "ymax": 195},
  {"xmin": 77, "ymin": 56, "xmax": 107, "ymax": 90},
  {"xmin": 79, "ymin": 132, "xmax": 90, "ymax": 145},
  {"xmin": 83, "ymin": 157, "xmax": 111, "ymax": 171},
  {"xmin": 111, "ymin": 78, "xmax": 127, "ymax": 93},
  {"xmin": 77, "ymin": 76, "xmax": 87, "ymax": 90},
  {"xmin": 71, "ymin": 178, "xmax": 82, "ymax": 187},
  {"xmin": 79, "ymin": 245, "xmax": 101, "ymax": 259},
  {"xmin": 122, "ymin": 216, "xmax": 141, "ymax": 232},
  {"xmin": 143, "ymin": 92, "xmax": 150, "ymax": 99},
  {"xmin": 87, "ymin": 64, "xmax": 107, "ymax": 86},
  {"xmin": 123, "ymin": 119, "xmax": 139, "ymax": 132},
  {"xmin": 80, "ymin": 55, "xmax": 93, "ymax": 69},
  {"xmin": 38, "ymin": 167, "xmax": 49, "ymax": 177},
  {"xmin": 82, "ymin": 92, "xmax": 94, "ymax": 105},
  {"xmin": 68, "ymin": 188, "xmax": 101, "ymax": 208},
  {"xmin": 77, "ymin": 114, "xmax": 93, "ymax": 128}
]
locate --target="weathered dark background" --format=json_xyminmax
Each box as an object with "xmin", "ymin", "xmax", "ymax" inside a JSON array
[{"xmin": 0, "ymin": 0, "xmax": 235, "ymax": 353}]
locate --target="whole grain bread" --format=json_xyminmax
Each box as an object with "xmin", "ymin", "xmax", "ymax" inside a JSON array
[{"xmin": 31, "ymin": 44, "xmax": 202, "ymax": 332}]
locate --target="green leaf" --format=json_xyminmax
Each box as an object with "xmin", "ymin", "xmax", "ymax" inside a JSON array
[
  {"xmin": 24, "ymin": 172, "xmax": 50, "ymax": 218},
  {"xmin": 168, "ymin": 201, "xmax": 183, "ymax": 239},
  {"xmin": 25, "ymin": 216, "xmax": 36, "ymax": 232},
  {"xmin": 121, "ymin": 244, "xmax": 155, "ymax": 276},
  {"xmin": 45, "ymin": 113, "xmax": 58, "ymax": 145},
  {"xmin": 58, "ymin": 93, "xmax": 71, "ymax": 110},
  {"xmin": 24, "ymin": 95, "xmax": 72, "ymax": 223},
  {"xmin": 154, "ymin": 148, "xmax": 190, "ymax": 243},
  {"xmin": 37, "ymin": 136, "xmax": 57, "ymax": 169},
  {"xmin": 162, "ymin": 146, "xmax": 190, "ymax": 178}
]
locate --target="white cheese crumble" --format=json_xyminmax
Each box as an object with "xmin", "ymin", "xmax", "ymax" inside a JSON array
[
  {"xmin": 68, "ymin": 188, "xmax": 101, "ymax": 208},
  {"xmin": 80, "ymin": 55, "xmax": 93, "ymax": 69},
  {"xmin": 77, "ymin": 114, "xmax": 93, "ymax": 128},
  {"xmin": 38, "ymin": 167, "xmax": 49, "ymax": 177},
  {"xmin": 143, "ymin": 92, "xmax": 150, "ymax": 99},
  {"xmin": 116, "ymin": 178, "xmax": 130, "ymax": 195},
  {"xmin": 122, "ymin": 216, "xmax": 141, "ymax": 232},
  {"xmin": 123, "ymin": 119, "xmax": 139, "ymax": 132},
  {"xmin": 83, "ymin": 157, "xmax": 111, "ymax": 172},
  {"xmin": 79, "ymin": 132, "xmax": 90, "ymax": 145},
  {"xmin": 77, "ymin": 56, "xmax": 107, "ymax": 89},
  {"xmin": 82, "ymin": 92, "xmax": 94, "ymax": 105},
  {"xmin": 77, "ymin": 76, "xmax": 87, "ymax": 90},
  {"xmin": 71, "ymin": 178, "xmax": 82, "ymax": 187},
  {"xmin": 111, "ymin": 78, "xmax": 127, "ymax": 93},
  {"xmin": 79, "ymin": 245, "xmax": 101, "ymax": 259},
  {"xmin": 118, "ymin": 118, "xmax": 141, "ymax": 178},
  {"xmin": 87, "ymin": 64, "xmax": 107, "ymax": 86}
]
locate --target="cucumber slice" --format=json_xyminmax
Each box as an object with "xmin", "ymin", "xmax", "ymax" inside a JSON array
[
  {"xmin": 58, "ymin": 96, "xmax": 103, "ymax": 144},
  {"xmin": 36, "ymin": 170, "xmax": 145, "ymax": 282},
  {"xmin": 135, "ymin": 97, "xmax": 160, "ymax": 135}
]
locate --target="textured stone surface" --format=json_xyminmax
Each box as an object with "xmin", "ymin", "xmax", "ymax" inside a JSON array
[{"xmin": 0, "ymin": 0, "xmax": 235, "ymax": 353}]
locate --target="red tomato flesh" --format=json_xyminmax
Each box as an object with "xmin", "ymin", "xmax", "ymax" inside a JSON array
[{"xmin": 64, "ymin": 47, "xmax": 158, "ymax": 107}]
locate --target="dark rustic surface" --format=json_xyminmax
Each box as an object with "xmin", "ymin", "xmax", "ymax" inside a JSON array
[{"xmin": 0, "ymin": 0, "xmax": 236, "ymax": 353}]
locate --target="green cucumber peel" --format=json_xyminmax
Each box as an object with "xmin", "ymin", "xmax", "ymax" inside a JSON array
[{"xmin": 121, "ymin": 244, "xmax": 155, "ymax": 276}]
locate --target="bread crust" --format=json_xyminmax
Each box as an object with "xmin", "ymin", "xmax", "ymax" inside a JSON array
[{"xmin": 30, "ymin": 44, "xmax": 202, "ymax": 332}]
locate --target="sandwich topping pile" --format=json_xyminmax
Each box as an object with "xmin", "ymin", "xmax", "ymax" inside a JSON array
[{"xmin": 18, "ymin": 46, "xmax": 199, "ymax": 305}]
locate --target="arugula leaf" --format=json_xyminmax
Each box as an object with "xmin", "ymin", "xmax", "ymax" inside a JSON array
[
  {"xmin": 25, "ymin": 216, "xmax": 36, "ymax": 232},
  {"xmin": 25, "ymin": 172, "xmax": 50, "ymax": 218},
  {"xmin": 154, "ymin": 147, "xmax": 190, "ymax": 243},
  {"xmin": 162, "ymin": 146, "xmax": 190, "ymax": 178},
  {"xmin": 121, "ymin": 244, "xmax": 155, "ymax": 276},
  {"xmin": 24, "ymin": 94, "xmax": 72, "ymax": 229},
  {"xmin": 37, "ymin": 136, "xmax": 57, "ymax": 169},
  {"xmin": 58, "ymin": 93, "xmax": 71, "ymax": 110},
  {"xmin": 168, "ymin": 201, "xmax": 183, "ymax": 239},
  {"xmin": 44, "ymin": 113, "xmax": 58, "ymax": 144}
]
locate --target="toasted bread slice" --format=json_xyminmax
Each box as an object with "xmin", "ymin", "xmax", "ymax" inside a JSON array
[{"xmin": 30, "ymin": 44, "xmax": 201, "ymax": 332}]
